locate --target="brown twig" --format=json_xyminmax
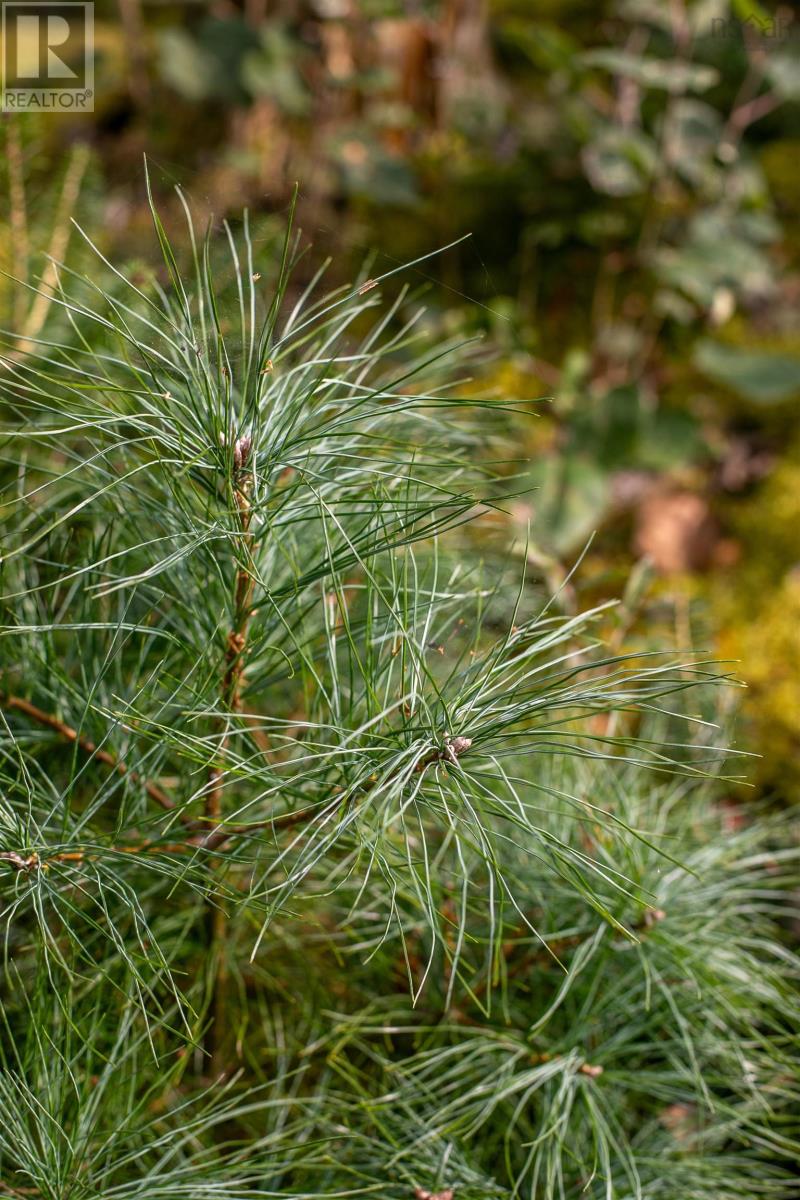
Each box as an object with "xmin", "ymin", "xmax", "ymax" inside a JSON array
[
  {"xmin": 203, "ymin": 734, "xmax": 473, "ymax": 845},
  {"xmin": 717, "ymin": 35, "xmax": 785, "ymax": 164},
  {"xmin": 0, "ymin": 850, "xmax": 40, "ymax": 871},
  {"xmin": 207, "ymin": 437, "xmax": 257, "ymax": 822},
  {"xmin": 0, "ymin": 807, "xmax": 331, "ymax": 883},
  {"xmin": 200, "ymin": 735, "xmax": 474, "ymax": 852},
  {"xmin": 3, "ymin": 692, "xmax": 470, "ymax": 859},
  {"xmin": 0, "ymin": 841, "xmax": 199, "ymax": 872},
  {"xmin": 2, "ymin": 692, "xmax": 322, "ymax": 854},
  {"xmin": 241, "ymin": 711, "xmax": 273, "ymax": 754},
  {"xmin": 200, "ymin": 799, "xmax": 332, "ymax": 852},
  {"xmin": 2, "ymin": 694, "xmax": 178, "ymax": 814}
]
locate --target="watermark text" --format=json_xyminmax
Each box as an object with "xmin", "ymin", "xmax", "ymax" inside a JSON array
[{"xmin": 2, "ymin": 2, "xmax": 93, "ymax": 112}]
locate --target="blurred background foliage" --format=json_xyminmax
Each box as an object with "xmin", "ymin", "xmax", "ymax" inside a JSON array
[{"xmin": 2, "ymin": 0, "xmax": 799, "ymax": 796}]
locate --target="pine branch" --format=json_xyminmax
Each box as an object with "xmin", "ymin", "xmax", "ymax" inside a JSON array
[
  {"xmin": 0, "ymin": 841, "xmax": 193, "ymax": 870},
  {"xmin": 1, "ymin": 694, "xmax": 322, "ymax": 858},
  {"xmin": 2, "ymin": 693, "xmax": 178, "ymax": 814}
]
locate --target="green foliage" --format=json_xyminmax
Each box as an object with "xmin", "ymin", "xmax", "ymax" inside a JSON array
[
  {"xmin": 694, "ymin": 340, "xmax": 800, "ymax": 404},
  {"xmin": 0, "ymin": 185, "xmax": 797, "ymax": 1198}
]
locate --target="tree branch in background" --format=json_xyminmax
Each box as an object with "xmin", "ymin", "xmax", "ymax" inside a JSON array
[
  {"xmin": 13, "ymin": 141, "xmax": 90, "ymax": 357},
  {"xmin": 117, "ymin": 0, "xmax": 149, "ymax": 106},
  {"xmin": 4, "ymin": 118, "xmax": 30, "ymax": 328}
]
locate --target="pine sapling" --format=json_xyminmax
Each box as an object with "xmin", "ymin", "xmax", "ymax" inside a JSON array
[{"xmin": 0, "ymin": 180, "xmax": 797, "ymax": 1199}]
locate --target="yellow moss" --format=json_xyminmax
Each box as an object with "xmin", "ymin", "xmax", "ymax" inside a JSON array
[
  {"xmin": 760, "ymin": 140, "xmax": 800, "ymax": 223},
  {"xmin": 712, "ymin": 451, "xmax": 800, "ymax": 796},
  {"xmin": 723, "ymin": 455, "xmax": 800, "ymax": 602},
  {"xmin": 718, "ymin": 575, "xmax": 800, "ymax": 796}
]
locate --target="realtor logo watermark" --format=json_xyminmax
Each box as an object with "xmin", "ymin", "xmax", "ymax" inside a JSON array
[
  {"xmin": 710, "ymin": 14, "xmax": 790, "ymax": 42},
  {"xmin": 2, "ymin": 2, "xmax": 93, "ymax": 111}
]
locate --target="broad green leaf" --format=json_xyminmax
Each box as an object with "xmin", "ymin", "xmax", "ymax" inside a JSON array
[
  {"xmin": 157, "ymin": 29, "xmax": 217, "ymax": 102},
  {"xmin": 582, "ymin": 50, "xmax": 720, "ymax": 93},
  {"xmin": 694, "ymin": 339, "xmax": 800, "ymax": 402},
  {"xmin": 582, "ymin": 128, "xmax": 657, "ymax": 196}
]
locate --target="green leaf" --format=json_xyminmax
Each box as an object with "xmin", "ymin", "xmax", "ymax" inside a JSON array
[
  {"xmin": 530, "ymin": 454, "xmax": 611, "ymax": 552},
  {"xmin": 241, "ymin": 26, "xmax": 310, "ymax": 115},
  {"xmin": 654, "ymin": 210, "xmax": 775, "ymax": 307},
  {"xmin": 765, "ymin": 51, "xmax": 800, "ymax": 102},
  {"xmin": 694, "ymin": 339, "xmax": 800, "ymax": 402},
  {"xmin": 157, "ymin": 29, "xmax": 217, "ymax": 102},
  {"xmin": 582, "ymin": 50, "xmax": 720, "ymax": 93},
  {"xmin": 582, "ymin": 128, "xmax": 657, "ymax": 197}
]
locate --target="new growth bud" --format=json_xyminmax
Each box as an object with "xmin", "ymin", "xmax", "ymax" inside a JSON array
[
  {"xmin": 442, "ymin": 733, "xmax": 472, "ymax": 766},
  {"xmin": 234, "ymin": 433, "xmax": 252, "ymax": 471}
]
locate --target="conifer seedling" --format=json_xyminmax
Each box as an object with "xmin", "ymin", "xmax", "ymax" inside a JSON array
[{"xmin": 0, "ymin": 180, "xmax": 797, "ymax": 1199}]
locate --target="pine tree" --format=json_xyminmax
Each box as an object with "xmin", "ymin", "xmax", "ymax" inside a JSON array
[{"xmin": 1, "ymin": 181, "xmax": 797, "ymax": 1200}]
